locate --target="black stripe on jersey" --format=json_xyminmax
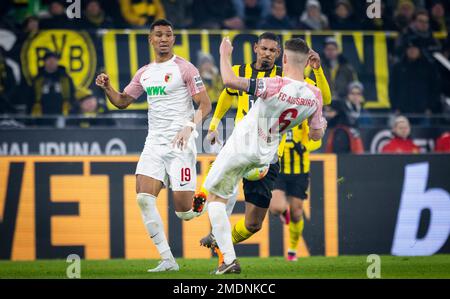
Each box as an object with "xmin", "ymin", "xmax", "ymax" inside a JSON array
[
  {"xmin": 264, "ymin": 68, "xmax": 272, "ymax": 77},
  {"xmin": 276, "ymin": 66, "xmax": 282, "ymax": 77},
  {"xmin": 300, "ymin": 147, "xmax": 305, "ymax": 174},
  {"xmin": 226, "ymin": 88, "xmax": 239, "ymax": 96},
  {"xmin": 238, "ymin": 64, "xmax": 246, "ymax": 96}
]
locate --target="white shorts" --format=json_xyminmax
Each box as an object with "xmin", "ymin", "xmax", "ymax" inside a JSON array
[
  {"xmin": 136, "ymin": 141, "xmax": 197, "ymax": 191},
  {"xmin": 203, "ymin": 136, "xmax": 261, "ymax": 199}
]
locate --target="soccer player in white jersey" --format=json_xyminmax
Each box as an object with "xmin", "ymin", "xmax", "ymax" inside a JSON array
[
  {"xmin": 95, "ymin": 19, "xmax": 211, "ymax": 272},
  {"xmin": 204, "ymin": 37, "xmax": 327, "ymax": 274}
]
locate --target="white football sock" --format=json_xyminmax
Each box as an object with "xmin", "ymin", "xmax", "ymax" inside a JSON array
[
  {"xmin": 225, "ymin": 192, "xmax": 237, "ymax": 217},
  {"xmin": 208, "ymin": 201, "xmax": 236, "ymax": 265},
  {"xmin": 136, "ymin": 193, "xmax": 174, "ymax": 261}
]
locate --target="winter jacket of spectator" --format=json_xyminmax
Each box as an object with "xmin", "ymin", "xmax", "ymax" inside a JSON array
[
  {"xmin": 320, "ymin": 54, "xmax": 357, "ymax": 100},
  {"xmin": 0, "ymin": 48, "xmax": 17, "ymax": 113},
  {"xmin": 192, "ymin": 0, "xmax": 238, "ymax": 29},
  {"xmin": 397, "ymin": 26, "xmax": 441, "ymax": 63},
  {"xmin": 381, "ymin": 136, "xmax": 420, "ymax": 153},
  {"xmin": 79, "ymin": 11, "xmax": 114, "ymax": 29},
  {"xmin": 40, "ymin": 15, "xmax": 76, "ymax": 29},
  {"xmin": 259, "ymin": 15, "xmax": 294, "ymax": 30},
  {"xmin": 329, "ymin": 14, "xmax": 357, "ymax": 30},
  {"xmin": 31, "ymin": 66, "xmax": 75, "ymax": 116},
  {"xmin": 435, "ymin": 132, "xmax": 450, "ymax": 152},
  {"xmin": 389, "ymin": 55, "xmax": 440, "ymax": 114}
]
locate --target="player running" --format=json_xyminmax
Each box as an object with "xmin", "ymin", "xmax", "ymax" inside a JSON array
[
  {"xmin": 204, "ymin": 37, "xmax": 327, "ymax": 274},
  {"xmin": 95, "ymin": 19, "xmax": 211, "ymax": 272},
  {"xmin": 269, "ymin": 120, "xmax": 322, "ymax": 261},
  {"xmin": 196, "ymin": 33, "xmax": 331, "ymax": 264}
]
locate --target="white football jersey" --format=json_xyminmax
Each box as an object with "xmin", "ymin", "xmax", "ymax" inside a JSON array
[
  {"xmin": 228, "ymin": 76, "xmax": 326, "ymax": 164},
  {"xmin": 124, "ymin": 55, "xmax": 206, "ymax": 145}
]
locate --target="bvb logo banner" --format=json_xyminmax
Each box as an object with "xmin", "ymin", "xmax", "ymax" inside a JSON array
[{"xmin": 20, "ymin": 30, "xmax": 97, "ymax": 89}]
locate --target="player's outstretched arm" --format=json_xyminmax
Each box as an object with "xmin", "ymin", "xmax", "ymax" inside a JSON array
[
  {"xmin": 219, "ymin": 37, "xmax": 250, "ymax": 93},
  {"xmin": 308, "ymin": 50, "xmax": 332, "ymax": 106},
  {"xmin": 95, "ymin": 73, "xmax": 136, "ymax": 109}
]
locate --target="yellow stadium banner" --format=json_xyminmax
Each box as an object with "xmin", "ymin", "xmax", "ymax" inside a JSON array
[
  {"xmin": 0, "ymin": 155, "xmax": 337, "ymax": 260},
  {"xmin": 20, "ymin": 29, "xmax": 449, "ymax": 111}
]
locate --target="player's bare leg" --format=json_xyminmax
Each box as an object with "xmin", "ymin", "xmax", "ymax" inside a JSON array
[
  {"xmin": 207, "ymin": 193, "xmax": 241, "ymax": 274},
  {"xmin": 286, "ymin": 196, "xmax": 304, "ymax": 262},
  {"xmin": 136, "ymin": 174, "xmax": 179, "ymax": 272},
  {"xmin": 270, "ymin": 189, "xmax": 290, "ymax": 224}
]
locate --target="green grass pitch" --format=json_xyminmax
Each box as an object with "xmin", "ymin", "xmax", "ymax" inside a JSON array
[{"xmin": 1, "ymin": 255, "xmax": 450, "ymax": 279}]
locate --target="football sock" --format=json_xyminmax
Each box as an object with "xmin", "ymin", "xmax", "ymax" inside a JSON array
[
  {"xmin": 225, "ymin": 194, "xmax": 237, "ymax": 217},
  {"xmin": 289, "ymin": 217, "xmax": 304, "ymax": 252},
  {"xmin": 231, "ymin": 217, "xmax": 254, "ymax": 244},
  {"xmin": 200, "ymin": 185, "xmax": 209, "ymax": 196},
  {"xmin": 208, "ymin": 201, "xmax": 236, "ymax": 265},
  {"xmin": 136, "ymin": 193, "xmax": 174, "ymax": 262}
]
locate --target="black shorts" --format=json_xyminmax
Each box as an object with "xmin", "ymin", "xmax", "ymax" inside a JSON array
[
  {"xmin": 242, "ymin": 162, "xmax": 280, "ymax": 209},
  {"xmin": 274, "ymin": 173, "xmax": 310, "ymax": 200}
]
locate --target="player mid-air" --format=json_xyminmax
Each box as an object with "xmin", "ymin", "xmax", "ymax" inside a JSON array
[
  {"xmin": 203, "ymin": 37, "xmax": 327, "ymax": 274},
  {"xmin": 196, "ymin": 33, "xmax": 331, "ymax": 266},
  {"xmin": 95, "ymin": 19, "xmax": 211, "ymax": 272}
]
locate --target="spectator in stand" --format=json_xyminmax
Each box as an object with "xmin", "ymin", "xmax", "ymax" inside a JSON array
[
  {"xmin": 192, "ymin": 0, "xmax": 244, "ymax": 29},
  {"xmin": 329, "ymin": 0, "xmax": 357, "ymax": 30},
  {"xmin": 235, "ymin": 0, "xmax": 271, "ymax": 29},
  {"xmin": 389, "ymin": 39, "xmax": 441, "ymax": 120},
  {"xmin": 160, "ymin": 0, "xmax": 194, "ymax": 28},
  {"xmin": 323, "ymin": 82, "xmax": 369, "ymax": 154},
  {"xmin": 396, "ymin": 9, "xmax": 441, "ymax": 64},
  {"xmin": 119, "ymin": 0, "xmax": 166, "ymax": 28},
  {"xmin": 0, "ymin": 46, "xmax": 17, "ymax": 114},
  {"xmin": 429, "ymin": 1, "xmax": 448, "ymax": 33},
  {"xmin": 196, "ymin": 52, "xmax": 224, "ymax": 110},
  {"xmin": 67, "ymin": 88, "xmax": 114, "ymax": 127},
  {"xmin": 320, "ymin": 37, "xmax": 357, "ymax": 100},
  {"xmin": 393, "ymin": 0, "xmax": 416, "ymax": 33},
  {"xmin": 259, "ymin": 0, "xmax": 293, "ymax": 30},
  {"xmin": 79, "ymin": 0, "xmax": 113, "ymax": 30},
  {"xmin": 435, "ymin": 132, "xmax": 450, "ymax": 152},
  {"xmin": 381, "ymin": 116, "xmax": 420, "ymax": 153},
  {"xmin": 30, "ymin": 51, "xmax": 76, "ymax": 117},
  {"xmin": 40, "ymin": 0, "xmax": 74, "ymax": 29},
  {"xmin": 298, "ymin": 0, "xmax": 329, "ymax": 30},
  {"xmin": 362, "ymin": 0, "xmax": 396, "ymax": 31}
]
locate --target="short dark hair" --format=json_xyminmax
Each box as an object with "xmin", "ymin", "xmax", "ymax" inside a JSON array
[
  {"xmin": 257, "ymin": 32, "xmax": 281, "ymax": 46},
  {"xmin": 284, "ymin": 38, "xmax": 310, "ymax": 55},
  {"xmin": 150, "ymin": 19, "xmax": 173, "ymax": 31}
]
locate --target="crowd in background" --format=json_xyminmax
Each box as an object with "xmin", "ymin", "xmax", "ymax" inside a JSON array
[{"xmin": 0, "ymin": 0, "xmax": 449, "ymax": 153}]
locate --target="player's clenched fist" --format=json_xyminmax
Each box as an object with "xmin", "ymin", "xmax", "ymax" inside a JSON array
[
  {"xmin": 220, "ymin": 37, "xmax": 233, "ymax": 57},
  {"xmin": 308, "ymin": 49, "xmax": 321, "ymax": 70},
  {"xmin": 95, "ymin": 73, "xmax": 110, "ymax": 89}
]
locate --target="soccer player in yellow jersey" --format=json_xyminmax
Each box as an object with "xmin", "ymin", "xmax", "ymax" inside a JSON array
[
  {"xmin": 194, "ymin": 32, "xmax": 331, "ymax": 262},
  {"xmin": 270, "ymin": 120, "xmax": 321, "ymax": 262}
]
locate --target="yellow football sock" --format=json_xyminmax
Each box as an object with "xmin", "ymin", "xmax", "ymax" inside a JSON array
[
  {"xmin": 289, "ymin": 217, "xmax": 304, "ymax": 252},
  {"xmin": 199, "ymin": 185, "xmax": 209, "ymax": 196},
  {"xmin": 231, "ymin": 218, "xmax": 254, "ymax": 244}
]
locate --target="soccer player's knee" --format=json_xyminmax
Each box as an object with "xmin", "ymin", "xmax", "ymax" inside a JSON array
[
  {"xmin": 246, "ymin": 221, "xmax": 262, "ymax": 233},
  {"xmin": 175, "ymin": 210, "xmax": 197, "ymax": 221},
  {"xmin": 291, "ymin": 208, "xmax": 303, "ymax": 223},
  {"xmin": 136, "ymin": 193, "xmax": 156, "ymax": 210}
]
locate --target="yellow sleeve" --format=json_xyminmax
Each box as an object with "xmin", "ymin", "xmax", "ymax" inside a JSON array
[
  {"xmin": 209, "ymin": 89, "xmax": 235, "ymax": 131},
  {"xmin": 313, "ymin": 67, "xmax": 332, "ymax": 105},
  {"xmin": 304, "ymin": 138, "xmax": 322, "ymax": 152},
  {"xmin": 277, "ymin": 134, "xmax": 287, "ymax": 158}
]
